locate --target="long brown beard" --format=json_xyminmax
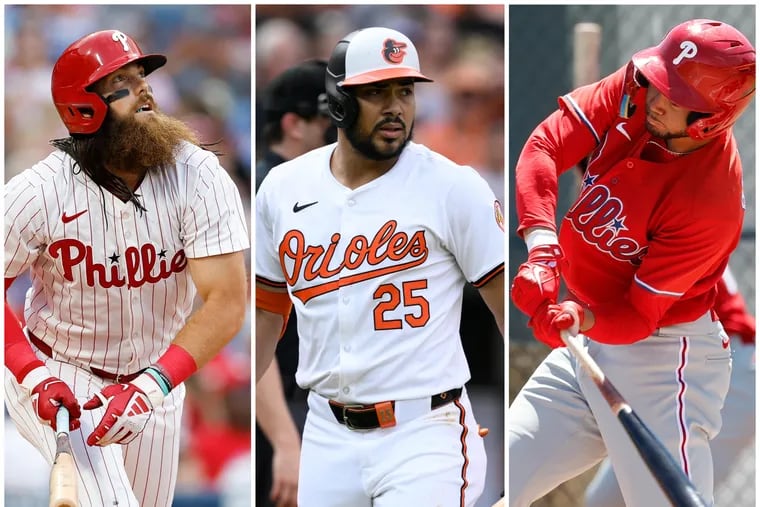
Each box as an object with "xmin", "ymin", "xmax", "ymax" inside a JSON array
[
  {"xmin": 103, "ymin": 111, "xmax": 199, "ymax": 174},
  {"xmin": 51, "ymin": 111, "xmax": 200, "ymax": 212}
]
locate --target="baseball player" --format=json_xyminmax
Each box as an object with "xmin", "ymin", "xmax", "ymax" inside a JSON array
[
  {"xmin": 509, "ymin": 18, "xmax": 755, "ymax": 506},
  {"xmin": 256, "ymin": 26, "xmax": 505, "ymax": 506},
  {"xmin": 585, "ymin": 264, "xmax": 756, "ymax": 506},
  {"xmin": 4, "ymin": 30, "xmax": 249, "ymax": 507}
]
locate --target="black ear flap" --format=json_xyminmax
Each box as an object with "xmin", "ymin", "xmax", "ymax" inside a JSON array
[{"xmin": 634, "ymin": 70, "xmax": 649, "ymax": 88}]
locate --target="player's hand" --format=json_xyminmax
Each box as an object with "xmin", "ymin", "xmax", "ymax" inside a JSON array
[
  {"xmin": 270, "ymin": 439, "xmax": 300, "ymax": 507},
  {"xmin": 83, "ymin": 373, "xmax": 165, "ymax": 446},
  {"xmin": 23, "ymin": 367, "xmax": 81, "ymax": 431},
  {"xmin": 552, "ymin": 301, "xmax": 585, "ymax": 336},
  {"xmin": 511, "ymin": 244, "xmax": 563, "ymax": 316},
  {"xmin": 529, "ymin": 301, "xmax": 585, "ymax": 348}
]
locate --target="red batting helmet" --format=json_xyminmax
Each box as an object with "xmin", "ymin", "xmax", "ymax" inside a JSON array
[
  {"xmin": 631, "ymin": 19, "xmax": 755, "ymax": 140},
  {"xmin": 51, "ymin": 30, "xmax": 166, "ymax": 135}
]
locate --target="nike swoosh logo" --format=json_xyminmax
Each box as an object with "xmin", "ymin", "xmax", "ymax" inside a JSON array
[
  {"xmin": 616, "ymin": 122, "xmax": 631, "ymax": 141},
  {"xmin": 293, "ymin": 201, "xmax": 318, "ymax": 213},
  {"xmin": 61, "ymin": 210, "xmax": 88, "ymax": 224}
]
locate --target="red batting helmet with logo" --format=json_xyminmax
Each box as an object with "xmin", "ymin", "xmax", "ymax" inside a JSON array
[
  {"xmin": 631, "ymin": 19, "xmax": 755, "ymax": 140},
  {"xmin": 51, "ymin": 30, "xmax": 167, "ymax": 135},
  {"xmin": 326, "ymin": 27, "xmax": 433, "ymax": 128}
]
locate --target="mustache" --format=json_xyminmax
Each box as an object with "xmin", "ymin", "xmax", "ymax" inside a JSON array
[{"xmin": 373, "ymin": 116, "xmax": 406, "ymax": 132}]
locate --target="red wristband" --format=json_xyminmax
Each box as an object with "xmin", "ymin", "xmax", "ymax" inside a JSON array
[{"xmin": 155, "ymin": 344, "xmax": 198, "ymax": 388}]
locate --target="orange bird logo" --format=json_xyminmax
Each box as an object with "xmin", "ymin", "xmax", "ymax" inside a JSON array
[{"xmin": 382, "ymin": 39, "xmax": 407, "ymax": 64}]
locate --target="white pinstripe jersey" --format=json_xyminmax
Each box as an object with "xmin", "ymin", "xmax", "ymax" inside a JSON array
[
  {"xmin": 256, "ymin": 142, "xmax": 504, "ymax": 403},
  {"xmin": 4, "ymin": 141, "xmax": 249, "ymax": 374}
]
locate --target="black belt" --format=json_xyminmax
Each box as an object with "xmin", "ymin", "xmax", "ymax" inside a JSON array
[
  {"xmin": 29, "ymin": 331, "xmax": 143, "ymax": 383},
  {"xmin": 328, "ymin": 387, "xmax": 463, "ymax": 430}
]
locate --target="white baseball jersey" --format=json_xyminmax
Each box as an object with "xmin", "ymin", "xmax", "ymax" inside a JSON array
[
  {"xmin": 256, "ymin": 141, "xmax": 504, "ymax": 403},
  {"xmin": 5, "ymin": 141, "xmax": 248, "ymax": 507},
  {"xmin": 4, "ymin": 141, "xmax": 249, "ymax": 373}
]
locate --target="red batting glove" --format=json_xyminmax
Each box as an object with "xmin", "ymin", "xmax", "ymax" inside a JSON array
[
  {"xmin": 529, "ymin": 301, "xmax": 586, "ymax": 349},
  {"xmin": 552, "ymin": 301, "xmax": 585, "ymax": 336},
  {"xmin": 83, "ymin": 373, "xmax": 164, "ymax": 446},
  {"xmin": 511, "ymin": 244, "xmax": 563, "ymax": 316},
  {"xmin": 22, "ymin": 367, "xmax": 81, "ymax": 431}
]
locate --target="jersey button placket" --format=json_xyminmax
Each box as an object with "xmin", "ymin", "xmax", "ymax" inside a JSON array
[{"xmin": 337, "ymin": 195, "xmax": 358, "ymax": 398}]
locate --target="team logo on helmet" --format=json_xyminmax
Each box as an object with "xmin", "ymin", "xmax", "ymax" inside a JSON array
[
  {"xmin": 382, "ymin": 39, "xmax": 407, "ymax": 64},
  {"xmin": 672, "ymin": 40, "xmax": 698, "ymax": 65},
  {"xmin": 112, "ymin": 31, "xmax": 131, "ymax": 52}
]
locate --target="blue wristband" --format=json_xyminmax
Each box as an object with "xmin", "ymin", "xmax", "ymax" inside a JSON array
[{"xmin": 144, "ymin": 366, "xmax": 172, "ymax": 396}]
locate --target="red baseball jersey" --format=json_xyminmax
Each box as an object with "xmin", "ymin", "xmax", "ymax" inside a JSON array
[{"xmin": 516, "ymin": 65, "xmax": 745, "ymax": 343}]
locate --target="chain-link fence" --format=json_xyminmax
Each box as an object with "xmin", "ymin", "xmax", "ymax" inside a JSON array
[{"xmin": 509, "ymin": 5, "xmax": 755, "ymax": 506}]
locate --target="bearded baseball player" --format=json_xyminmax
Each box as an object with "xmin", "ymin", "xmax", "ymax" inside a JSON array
[
  {"xmin": 256, "ymin": 26, "xmax": 505, "ymax": 506},
  {"xmin": 4, "ymin": 30, "xmax": 248, "ymax": 506},
  {"xmin": 585, "ymin": 264, "xmax": 756, "ymax": 506},
  {"xmin": 509, "ymin": 19, "xmax": 755, "ymax": 506}
]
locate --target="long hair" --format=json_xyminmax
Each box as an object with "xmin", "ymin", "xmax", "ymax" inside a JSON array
[{"xmin": 50, "ymin": 133, "xmax": 148, "ymax": 213}]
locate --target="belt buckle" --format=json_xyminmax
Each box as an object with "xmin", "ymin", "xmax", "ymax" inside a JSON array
[{"xmin": 341, "ymin": 404, "xmax": 364, "ymax": 430}]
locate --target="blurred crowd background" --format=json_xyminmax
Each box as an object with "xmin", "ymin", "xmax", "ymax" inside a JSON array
[
  {"xmin": 509, "ymin": 5, "xmax": 755, "ymax": 506},
  {"xmin": 255, "ymin": 5, "xmax": 505, "ymax": 507},
  {"xmin": 4, "ymin": 5, "xmax": 252, "ymax": 507}
]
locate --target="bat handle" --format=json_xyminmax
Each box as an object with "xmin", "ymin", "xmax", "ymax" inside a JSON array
[{"xmin": 56, "ymin": 407, "xmax": 69, "ymax": 434}]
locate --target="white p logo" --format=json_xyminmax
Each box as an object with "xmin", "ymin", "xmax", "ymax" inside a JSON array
[
  {"xmin": 672, "ymin": 41, "xmax": 698, "ymax": 65},
  {"xmin": 112, "ymin": 31, "xmax": 131, "ymax": 52}
]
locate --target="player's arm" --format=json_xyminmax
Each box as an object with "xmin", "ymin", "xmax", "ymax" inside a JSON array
[
  {"xmin": 515, "ymin": 65, "xmax": 626, "ymax": 236},
  {"xmin": 541, "ymin": 209, "xmax": 742, "ymax": 346},
  {"xmin": 477, "ymin": 271, "xmax": 505, "ymax": 337},
  {"xmin": 256, "ymin": 359, "xmax": 300, "ymax": 507},
  {"xmin": 170, "ymin": 250, "xmax": 248, "ymax": 369},
  {"xmin": 255, "ymin": 281, "xmax": 291, "ymax": 382}
]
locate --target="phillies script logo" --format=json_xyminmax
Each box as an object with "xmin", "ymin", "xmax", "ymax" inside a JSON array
[
  {"xmin": 49, "ymin": 239, "xmax": 187, "ymax": 289},
  {"xmin": 382, "ymin": 39, "xmax": 407, "ymax": 64},
  {"xmin": 565, "ymin": 185, "xmax": 648, "ymax": 265},
  {"xmin": 279, "ymin": 220, "xmax": 428, "ymax": 304}
]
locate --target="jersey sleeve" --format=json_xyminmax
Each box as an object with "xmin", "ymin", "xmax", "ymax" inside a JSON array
[
  {"xmin": 4, "ymin": 171, "xmax": 49, "ymax": 278},
  {"xmin": 714, "ymin": 266, "xmax": 755, "ymax": 343},
  {"xmin": 254, "ymin": 174, "xmax": 286, "ymax": 287},
  {"xmin": 515, "ymin": 65, "xmax": 627, "ymax": 235},
  {"xmin": 444, "ymin": 167, "xmax": 505, "ymax": 286},
  {"xmin": 181, "ymin": 151, "xmax": 250, "ymax": 258}
]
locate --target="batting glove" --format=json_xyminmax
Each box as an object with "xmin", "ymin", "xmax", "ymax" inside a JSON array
[
  {"xmin": 511, "ymin": 244, "xmax": 563, "ymax": 316},
  {"xmin": 83, "ymin": 372, "xmax": 166, "ymax": 446},
  {"xmin": 22, "ymin": 366, "xmax": 81, "ymax": 431},
  {"xmin": 529, "ymin": 301, "xmax": 585, "ymax": 349}
]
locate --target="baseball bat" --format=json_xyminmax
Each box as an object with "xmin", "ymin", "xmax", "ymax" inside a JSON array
[
  {"xmin": 573, "ymin": 22, "xmax": 602, "ymax": 88},
  {"xmin": 49, "ymin": 407, "xmax": 79, "ymax": 507},
  {"xmin": 560, "ymin": 330, "xmax": 708, "ymax": 507}
]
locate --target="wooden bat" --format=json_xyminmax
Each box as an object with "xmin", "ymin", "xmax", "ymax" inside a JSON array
[
  {"xmin": 560, "ymin": 330, "xmax": 708, "ymax": 507},
  {"xmin": 49, "ymin": 407, "xmax": 78, "ymax": 507},
  {"xmin": 573, "ymin": 22, "xmax": 602, "ymax": 88}
]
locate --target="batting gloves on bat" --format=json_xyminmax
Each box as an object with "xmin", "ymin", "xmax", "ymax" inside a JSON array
[
  {"xmin": 530, "ymin": 301, "xmax": 586, "ymax": 349},
  {"xmin": 83, "ymin": 371, "xmax": 166, "ymax": 446},
  {"xmin": 511, "ymin": 244, "xmax": 564, "ymax": 316},
  {"xmin": 22, "ymin": 366, "xmax": 81, "ymax": 431}
]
